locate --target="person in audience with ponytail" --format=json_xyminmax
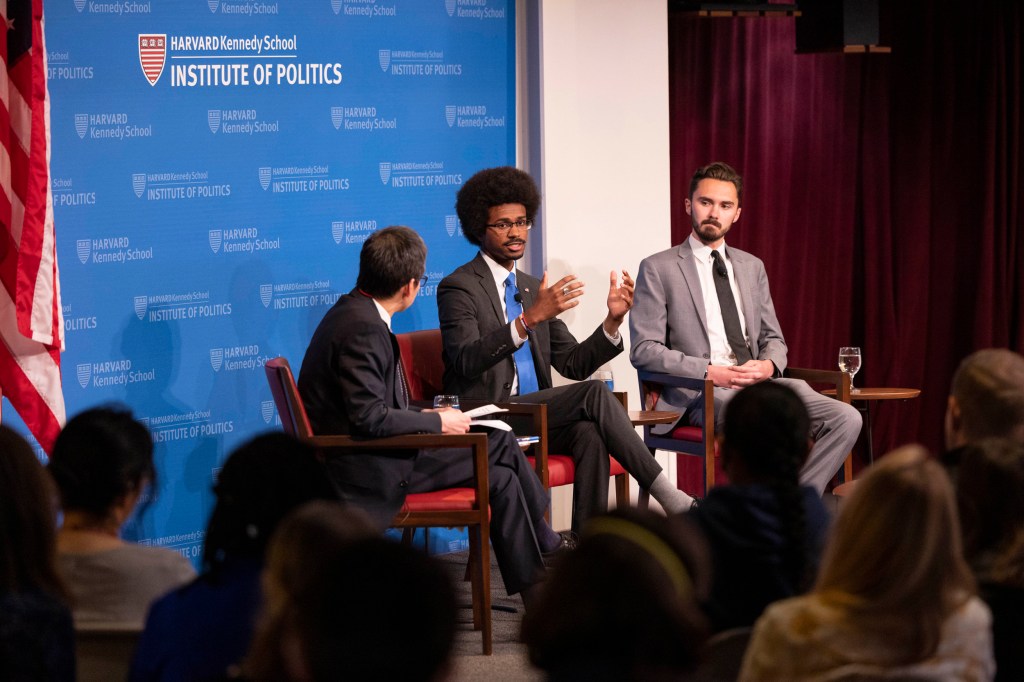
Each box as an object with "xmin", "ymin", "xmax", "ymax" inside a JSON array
[
  {"xmin": 0, "ymin": 426, "xmax": 74, "ymax": 681},
  {"xmin": 130, "ymin": 432, "xmax": 345, "ymax": 682},
  {"xmin": 48, "ymin": 407, "xmax": 195, "ymax": 626},
  {"xmin": 690, "ymin": 381, "xmax": 829, "ymax": 632},
  {"xmin": 740, "ymin": 446, "xmax": 994, "ymax": 681}
]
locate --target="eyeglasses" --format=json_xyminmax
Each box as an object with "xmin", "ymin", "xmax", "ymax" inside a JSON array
[
  {"xmin": 485, "ymin": 219, "xmax": 532, "ymax": 232},
  {"xmin": 418, "ymin": 276, "xmax": 429, "ymax": 288}
]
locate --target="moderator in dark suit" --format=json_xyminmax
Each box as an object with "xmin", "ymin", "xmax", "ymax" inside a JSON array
[
  {"xmin": 298, "ymin": 288, "xmax": 548, "ymax": 595},
  {"xmin": 438, "ymin": 253, "xmax": 665, "ymax": 533}
]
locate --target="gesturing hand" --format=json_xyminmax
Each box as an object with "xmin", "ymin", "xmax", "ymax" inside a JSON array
[
  {"xmin": 606, "ymin": 269, "xmax": 634, "ymax": 322},
  {"xmin": 524, "ymin": 271, "xmax": 583, "ymax": 326}
]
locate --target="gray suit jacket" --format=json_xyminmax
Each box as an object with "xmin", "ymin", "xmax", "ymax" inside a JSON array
[{"xmin": 629, "ymin": 239, "xmax": 788, "ymax": 412}]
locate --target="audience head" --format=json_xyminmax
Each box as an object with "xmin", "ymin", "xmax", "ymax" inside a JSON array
[
  {"xmin": 956, "ymin": 438, "xmax": 1024, "ymax": 586},
  {"xmin": 455, "ymin": 166, "xmax": 541, "ymax": 247},
  {"xmin": 0, "ymin": 426, "xmax": 66, "ymax": 600},
  {"xmin": 721, "ymin": 382, "xmax": 813, "ymax": 589},
  {"xmin": 523, "ymin": 508, "xmax": 711, "ymax": 681},
  {"xmin": 816, "ymin": 445, "xmax": 974, "ymax": 662},
  {"xmin": 945, "ymin": 348, "xmax": 1024, "ymax": 450},
  {"xmin": 249, "ymin": 502, "xmax": 455, "ymax": 682},
  {"xmin": 202, "ymin": 432, "xmax": 338, "ymax": 572},
  {"xmin": 689, "ymin": 161, "xmax": 743, "ymax": 205},
  {"xmin": 355, "ymin": 225, "xmax": 426, "ymax": 300},
  {"xmin": 721, "ymin": 382, "xmax": 810, "ymax": 482},
  {"xmin": 47, "ymin": 406, "xmax": 155, "ymax": 527}
]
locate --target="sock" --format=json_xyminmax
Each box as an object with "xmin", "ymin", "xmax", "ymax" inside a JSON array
[
  {"xmin": 649, "ymin": 472, "xmax": 695, "ymax": 514},
  {"xmin": 535, "ymin": 522, "xmax": 563, "ymax": 553}
]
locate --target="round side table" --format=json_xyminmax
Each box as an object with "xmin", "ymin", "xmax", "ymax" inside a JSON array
[{"xmin": 823, "ymin": 387, "xmax": 921, "ymax": 466}]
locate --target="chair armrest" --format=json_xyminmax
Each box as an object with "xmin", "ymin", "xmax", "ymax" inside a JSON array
[
  {"xmin": 785, "ymin": 367, "xmax": 852, "ymax": 403},
  {"xmin": 306, "ymin": 432, "xmax": 488, "ymax": 450},
  {"xmin": 636, "ymin": 370, "xmax": 714, "ymax": 417},
  {"xmin": 636, "ymin": 369, "xmax": 709, "ymax": 392}
]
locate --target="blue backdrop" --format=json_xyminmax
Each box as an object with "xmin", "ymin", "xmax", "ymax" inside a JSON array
[{"xmin": 4, "ymin": 0, "xmax": 515, "ymax": 565}]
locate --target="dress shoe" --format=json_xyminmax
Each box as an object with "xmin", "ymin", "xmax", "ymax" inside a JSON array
[{"xmin": 542, "ymin": 530, "xmax": 579, "ymax": 558}]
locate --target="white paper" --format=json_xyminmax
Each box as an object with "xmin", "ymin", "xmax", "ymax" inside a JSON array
[{"xmin": 462, "ymin": 404, "xmax": 508, "ymax": 419}]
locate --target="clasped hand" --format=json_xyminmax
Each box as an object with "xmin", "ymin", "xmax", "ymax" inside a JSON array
[{"xmin": 707, "ymin": 360, "xmax": 774, "ymax": 389}]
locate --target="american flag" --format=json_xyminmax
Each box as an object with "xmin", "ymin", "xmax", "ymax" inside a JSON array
[{"xmin": 0, "ymin": 0, "xmax": 65, "ymax": 453}]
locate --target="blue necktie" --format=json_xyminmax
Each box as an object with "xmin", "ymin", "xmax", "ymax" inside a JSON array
[{"xmin": 504, "ymin": 273, "xmax": 540, "ymax": 396}]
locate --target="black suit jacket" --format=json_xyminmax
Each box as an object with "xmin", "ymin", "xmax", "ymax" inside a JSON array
[
  {"xmin": 437, "ymin": 253, "xmax": 621, "ymax": 401},
  {"xmin": 298, "ymin": 290, "xmax": 440, "ymax": 527}
]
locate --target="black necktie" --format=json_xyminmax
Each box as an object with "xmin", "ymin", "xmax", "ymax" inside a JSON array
[{"xmin": 710, "ymin": 249, "xmax": 753, "ymax": 365}]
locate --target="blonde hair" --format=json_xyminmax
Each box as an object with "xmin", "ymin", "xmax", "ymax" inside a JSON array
[{"xmin": 815, "ymin": 445, "xmax": 975, "ymax": 663}]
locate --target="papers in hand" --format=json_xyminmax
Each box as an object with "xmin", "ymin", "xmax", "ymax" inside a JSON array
[{"xmin": 463, "ymin": 404, "xmax": 512, "ymax": 432}]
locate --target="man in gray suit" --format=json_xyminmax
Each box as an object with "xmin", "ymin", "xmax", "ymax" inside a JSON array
[{"xmin": 629, "ymin": 162, "xmax": 861, "ymax": 492}]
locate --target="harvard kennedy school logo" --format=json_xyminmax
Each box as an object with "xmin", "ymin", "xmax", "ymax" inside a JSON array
[{"xmin": 139, "ymin": 34, "xmax": 167, "ymax": 86}]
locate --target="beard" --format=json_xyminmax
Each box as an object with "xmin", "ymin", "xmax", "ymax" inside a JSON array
[{"xmin": 692, "ymin": 215, "xmax": 730, "ymax": 244}]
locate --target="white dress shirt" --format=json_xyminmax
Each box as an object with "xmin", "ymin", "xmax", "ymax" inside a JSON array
[{"xmin": 687, "ymin": 234, "xmax": 750, "ymax": 367}]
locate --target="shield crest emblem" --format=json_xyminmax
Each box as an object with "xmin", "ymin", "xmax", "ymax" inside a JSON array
[
  {"xmin": 379, "ymin": 162, "xmax": 391, "ymax": 185},
  {"xmin": 445, "ymin": 0, "xmax": 456, "ymax": 16},
  {"xmin": 445, "ymin": 215, "xmax": 458, "ymax": 237},
  {"xmin": 132, "ymin": 173, "xmax": 146, "ymax": 198},
  {"xmin": 259, "ymin": 284, "xmax": 273, "ymax": 308},
  {"xmin": 332, "ymin": 221, "xmax": 344, "ymax": 244},
  {"xmin": 445, "ymin": 105, "xmax": 456, "ymax": 127},
  {"xmin": 331, "ymin": 106, "xmax": 343, "ymax": 130},
  {"xmin": 208, "ymin": 110, "xmax": 221, "ymax": 134},
  {"xmin": 77, "ymin": 239, "xmax": 91, "ymax": 264},
  {"xmin": 378, "ymin": 49, "xmax": 391, "ymax": 72},
  {"xmin": 74, "ymin": 0, "xmax": 85, "ymax": 11},
  {"xmin": 258, "ymin": 167, "xmax": 271, "ymax": 190},
  {"xmin": 77, "ymin": 364, "xmax": 91, "ymax": 389},
  {"xmin": 261, "ymin": 400, "xmax": 275, "ymax": 424},
  {"xmin": 208, "ymin": 0, "xmax": 220, "ymax": 11},
  {"xmin": 210, "ymin": 348, "xmax": 224, "ymax": 372},
  {"xmin": 138, "ymin": 34, "xmax": 167, "ymax": 87},
  {"xmin": 134, "ymin": 296, "xmax": 148, "ymax": 320},
  {"xmin": 74, "ymin": 114, "xmax": 88, "ymax": 139},
  {"xmin": 331, "ymin": 0, "xmax": 342, "ymax": 14},
  {"xmin": 208, "ymin": 230, "xmax": 222, "ymax": 253}
]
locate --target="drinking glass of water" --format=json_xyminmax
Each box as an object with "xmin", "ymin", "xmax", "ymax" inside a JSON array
[
  {"xmin": 838, "ymin": 347, "xmax": 862, "ymax": 392},
  {"xmin": 432, "ymin": 394, "xmax": 460, "ymax": 409},
  {"xmin": 592, "ymin": 370, "xmax": 614, "ymax": 391}
]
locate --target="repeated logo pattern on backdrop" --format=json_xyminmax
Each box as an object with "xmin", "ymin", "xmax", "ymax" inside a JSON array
[{"xmin": 21, "ymin": 0, "xmax": 515, "ymax": 564}]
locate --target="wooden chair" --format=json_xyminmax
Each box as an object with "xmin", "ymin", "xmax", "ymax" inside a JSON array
[
  {"xmin": 264, "ymin": 357, "xmax": 494, "ymax": 655},
  {"xmin": 638, "ymin": 367, "xmax": 854, "ymax": 497},
  {"xmin": 395, "ymin": 329, "xmax": 632, "ymax": 518},
  {"xmin": 75, "ymin": 622, "xmax": 142, "ymax": 682}
]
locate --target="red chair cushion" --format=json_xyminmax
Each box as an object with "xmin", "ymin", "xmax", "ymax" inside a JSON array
[
  {"xmin": 529, "ymin": 454, "xmax": 628, "ymax": 488},
  {"xmin": 669, "ymin": 425, "xmax": 705, "ymax": 443},
  {"xmin": 402, "ymin": 488, "xmax": 478, "ymax": 511}
]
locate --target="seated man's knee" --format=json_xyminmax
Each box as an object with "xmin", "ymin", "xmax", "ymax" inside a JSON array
[{"xmin": 839, "ymin": 401, "xmax": 863, "ymax": 430}]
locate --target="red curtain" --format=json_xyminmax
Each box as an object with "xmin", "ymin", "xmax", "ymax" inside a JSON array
[{"xmin": 668, "ymin": 1, "xmax": 1023, "ymax": 460}]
